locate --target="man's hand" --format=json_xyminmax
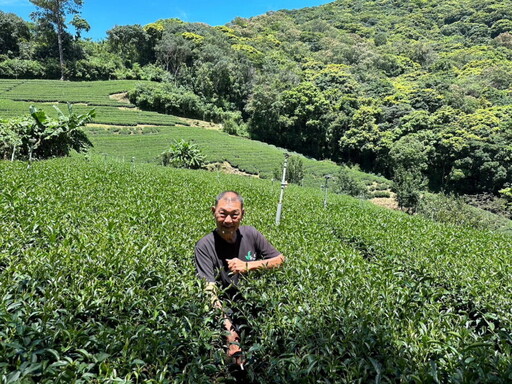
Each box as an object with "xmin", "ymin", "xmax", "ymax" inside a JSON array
[
  {"xmin": 224, "ymin": 317, "xmax": 244, "ymax": 366},
  {"xmin": 227, "ymin": 331, "xmax": 242, "ymax": 358},
  {"xmin": 227, "ymin": 258, "xmax": 248, "ymax": 274}
]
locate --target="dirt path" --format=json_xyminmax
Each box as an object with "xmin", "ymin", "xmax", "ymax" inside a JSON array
[
  {"xmin": 180, "ymin": 117, "xmax": 222, "ymax": 130},
  {"xmin": 109, "ymin": 92, "xmax": 131, "ymax": 104},
  {"xmin": 370, "ymin": 195, "xmax": 399, "ymax": 210},
  {"xmin": 206, "ymin": 161, "xmax": 259, "ymax": 178}
]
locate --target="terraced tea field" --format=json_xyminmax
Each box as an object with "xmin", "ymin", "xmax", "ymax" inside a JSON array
[
  {"xmin": 0, "ymin": 79, "xmax": 144, "ymax": 106},
  {"xmin": 1, "ymin": 157, "xmax": 511, "ymax": 383},
  {"xmin": 0, "ymin": 80, "xmax": 183, "ymax": 126},
  {"xmin": 87, "ymin": 124, "xmax": 346, "ymax": 181},
  {"xmin": 0, "ymin": 79, "xmax": 389, "ymax": 187}
]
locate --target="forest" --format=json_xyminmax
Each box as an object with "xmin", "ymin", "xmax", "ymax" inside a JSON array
[{"xmin": 1, "ymin": 0, "xmax": 511, "ymax": 200}]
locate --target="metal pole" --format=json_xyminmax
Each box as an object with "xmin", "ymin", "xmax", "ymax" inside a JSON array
[
  {"xmin": 27, "ymin": 138, "xmax": 36, "ymax": 169},
  {"xmin": 275, "ymin": 153, "xmax": 289, "ymax": 225},
  {"xmin": 323, "ymin": 175, "xmax": 331, "ymax": 208}
]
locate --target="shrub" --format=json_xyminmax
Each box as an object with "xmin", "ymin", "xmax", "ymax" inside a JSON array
[
  {"xmin": 127, "ymin": 82, "xmax": 242, "ymax": 123},
  {"xmin": 139, "ymin": 64, "xmax": 173, "ymax": 82},
  {"xmin": 221, "ymin": 111, "xmax": 248, "ymax": 137},
  {"xmin": 500, "ymin": 187, "xmax": 512, "ymax": 202},
  {"xmin": 334, "ymin": 166, "xmax": 369, "ymax": 198},
  {"xmin": 371, "ymin": 191, "xmax": 391, "ymax": 198},
  {"xmin": 392, "ymin": 169, "xmax": 423, "ymax": 213},
  {"xmin": 273, "ymin": 155, "xmax": 304, "ymax": 185},
  {"xmin": 0, "ymin": 105, "xmax": 94, "ymax": 161},
  {"xmin": 113, "ymin": 64, "xmax": 172, "ymax": 82},
  {"xmin": 69, "ymin": 59, "xmax": 118, "ymax": 80},
  {"xmin": 128, "ymin": 82, "xmax": 205, "ymax": 119},
  {"xmin": 464, "ymin": 192, "xmax": 512, "ymax": 219},
  {"xmin": 161, "ymin": 139, "xmax": 206, "ymax": 169},
  {"xmin": 417, "ymin": 193, "xmax": 503, "ymax": 231},
  {"xmin": 0, "ymin": 59, "xmax": 45, "ymax": 79}
]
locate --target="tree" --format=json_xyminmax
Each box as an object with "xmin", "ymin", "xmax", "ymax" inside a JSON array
[
  {"xmin": 335, "ymin": 166, "xmax": 369, "ymax": 198},
  {"xmin": 339, "ymin": 105, "xmax": 383, "ymax": 167},
  {"xmin": 70, "ymin": 15, "xmax": 90, "ymax": 40},
  {"xmin": 0, "ymin": 11, "xmax": 30, "ymax": 57},
  {"xmin": 29, "ymin": 0, "xmax": 86, "ymax": 80},
  {"xmin": 393, "ymin": 169, "xmax": 423, "ymax": 213},
  {"xmin": 155, "ymin": 32, "xmax": 192, "ymax": 78},
  {"xmin": 389, "ymin": 135, "xmax": 429, "ymax": 212},
  {"xmin": 0, "ymin": 104, "xmax": 94, "ymax": 161},
  {"xmin": 278, "ymin": 82, "xmax": 331, "ymax": 158},
  {"xmin": 107, "ymin": 25, "xmax": 153, "ymax": 67}
]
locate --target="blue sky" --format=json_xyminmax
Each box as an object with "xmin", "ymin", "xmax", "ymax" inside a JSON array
[{"xmin": 1, "ymin": 0, "xmax": 332, "ymax": 40}]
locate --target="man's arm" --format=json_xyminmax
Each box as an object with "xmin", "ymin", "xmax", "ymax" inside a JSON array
[
  {"xmin": 227, "ymin": 254, "xmax": 285, "ymax": 274},
  {"xmin": 205, "ymin": 282, "xmax": 242, "ymax": 362},
  {"xmin": 205, "ymin": 282, "xmax": 222, "ymax": 310},
  {"xmin": 196, "ymin": 239, "xmax": 243, "ymax": 365}
]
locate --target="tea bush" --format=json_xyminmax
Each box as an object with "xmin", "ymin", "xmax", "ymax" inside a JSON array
[
  {"xmin": 0, "ymin": 79, "xmax": 145, "ymax": 106},
  {"xmin": 1, "ymin": 157, "xmax": 511, "ymax": 382}
]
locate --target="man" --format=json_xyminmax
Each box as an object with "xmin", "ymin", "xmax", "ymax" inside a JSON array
[{"xmin": 195, "ymin": 191, "xmax": 285, "ymax": 367}]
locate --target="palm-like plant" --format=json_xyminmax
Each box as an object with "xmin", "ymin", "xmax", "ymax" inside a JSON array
[{"xmin": 161, "ymin": 139, "xmax": 206, "ymax": 169}]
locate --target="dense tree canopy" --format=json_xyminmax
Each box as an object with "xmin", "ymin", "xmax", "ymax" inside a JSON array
[{"xmin": 0, "ymin": 11, "xmax": 30, "ymax": 58}]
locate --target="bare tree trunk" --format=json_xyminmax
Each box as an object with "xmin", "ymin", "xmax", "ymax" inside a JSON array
[{"xmin": 57, "ymin": 21, "xmax": 66, "ymax": 80}]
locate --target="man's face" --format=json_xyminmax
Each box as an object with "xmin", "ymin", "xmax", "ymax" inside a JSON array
[{"xmin": 212, "ymin": 193, "xmax": 244, "ymax": 239}]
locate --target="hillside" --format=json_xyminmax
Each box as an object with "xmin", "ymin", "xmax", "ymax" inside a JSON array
[
  {"xmin": 1, "ymin": 2, "xmax": 512, "ymax": 381},
  {"xmin": 2, "ymin": 0, "xmax": 511, "ymax": 198},
  {"xmin": 0, "ymin": 79, "xmax": 390, "ymax": 189},
  {"xmin": 1, "ymin": 157, "xmax": 511, "ymax": 382}
]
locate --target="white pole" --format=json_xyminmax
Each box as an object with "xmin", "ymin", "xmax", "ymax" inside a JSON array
[
  {"xmin": 323, "ymin": 175, "xmax": 331, "ymax": 208},
  {"xmin": 27, "ymin": 138, "xmax": 36, "ymax": 169},
  {"xmin": 275, "ymin": 153, "xmax": 289, "ymax": 225}
]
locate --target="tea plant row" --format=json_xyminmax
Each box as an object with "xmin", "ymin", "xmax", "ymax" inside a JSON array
[
  {"xmin": 88, "ymin": 126, "xmax": 383, "ymax": 188},
  {"xmin": 0, "ymin": 80, "xmax": 388, "ymax": 189},
  {"xmin": 0, "ymin": 80, "xmax": 145, "ymax": 107},
  {"xmin": 1, "ymin": 157, "xmax": 510, "ymax": 382},
  {"xmin": 1, "ymin": 102, "xmax": 183, "ymax": 127}
]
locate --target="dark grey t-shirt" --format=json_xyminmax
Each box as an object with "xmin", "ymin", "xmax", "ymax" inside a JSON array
[{"xmin": 195, "ymin": 226, "xmax": 281, "ymax": 289}]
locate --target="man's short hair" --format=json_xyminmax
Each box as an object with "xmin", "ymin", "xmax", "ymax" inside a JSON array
[{"xmin": 215, "ymin": 191, "xmax": 244, "ymax": 208}]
